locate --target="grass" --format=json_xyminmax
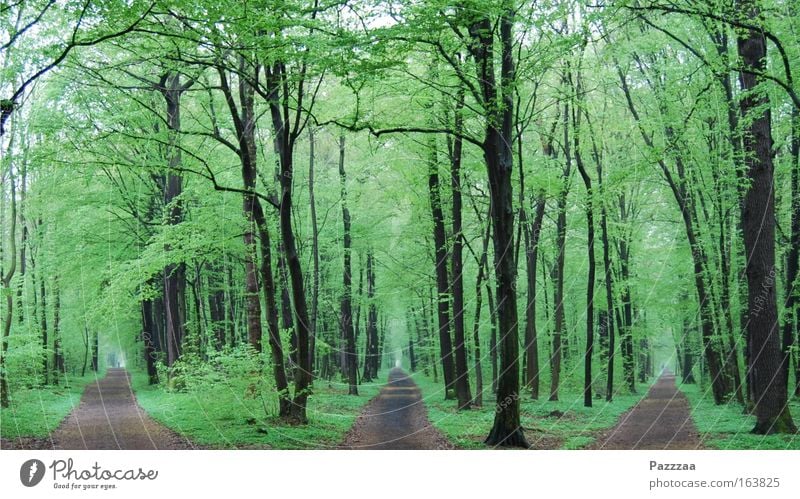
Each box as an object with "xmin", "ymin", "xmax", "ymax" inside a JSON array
[
  {"xmin": 0, "ymin": 372, "xmax": 100, "ymax": 441},
  {"xmin": 412, "ymin": 373, "xmax": 650, "ymax": 449},
  {"xmin": 679, "ymin": 383, "xmax": 800, "ymax": 450},
  {"xmin": 133, "ymin": 371, "xmax": 382, "ymax": 449}
]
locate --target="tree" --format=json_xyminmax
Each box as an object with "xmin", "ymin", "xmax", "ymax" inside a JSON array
[
  {"xmin": 339, "ymin": 136, "xmax": 358, "ymax": 394},
  {"xmin": 736, "ymin": 0, "xmax": 797, "ymax": 434}
]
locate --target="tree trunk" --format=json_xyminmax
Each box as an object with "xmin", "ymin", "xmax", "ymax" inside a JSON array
[
  {"xmin": 278, "ymin": 251, "xmax": 295, "ymax": 368},
  {"xmin": 0, "ymin": 165, "xmax": 17, "ymax": 406},
  {"xmin": 365, "ymin": 251, "xmax": 380, "ymax": 380},
  {"xmin": 160, "ymin": 72, "xmax": 188, "ymax": 368},
  {"xmin": 218, "ymin": 60, "xmax": 291, "ymax": 416},
  {"xmin": 449, "ymin": 89, "xmax": 472, "ymax": 409},
  {"xmin": 471, "ymin": 216, "xmax": 492, "ymax": 407},
  {"xmin": 616, "ymin": 223, "xmax": 636, "ymax": 394},
  {"xmin": 470, "ymin": 7, "xmax": 527, "ymax": 447},
  {"xmin": 39, "ymin": 228, "xmax": 48, "ymax": 384},
  {"xmin": 587, "ymin": 123, "xmax": 617, "ymax": 401},
  {"xmin": 427, "ymin": 135, "xmax": 456, "ymax": 399},
  {"xmin": 339, "ymin": 136, "xmax": 359, "ymax": 394},
  {"xmin": 81, "ymin": 326, "xmax": 88, "ymax": 377},
  {"xmin": 737, "ymin": 5, "xmax": 797, "ymax": 432},
  {"xmin": 208, "ymin": 268, "xmax": 226, "ymax": 351},
  {"xmin": 523, "ymin": 195, "xmax": 545, "ymax": 399},
  {"xmin": 550, "ymin": 162, "xmax": 569, "ymax": 401},
  {"xmin": 52, "ymin": 279, "xmax": 63, "ymax": 384},
  {"xmin": 91, "ymin": 330, "xmax": 99, "ymax": 372},
  {"xmin": 308, "ymin": 127, "xmax": 319, "ymax": 378},
  {"xmin": 253, "ymin": 201, "xmax": 291, "ymax": 417},
  {"xmin": 574, "ymin": 97, "xmax": 595, "ymax": 408},
  {"xmin": 141, "ymin": 297, "xmax": 160, "ymax": 385},
  {"xmin": 782, "ymin": 106, "xmax": 799, "ymax": 392}
]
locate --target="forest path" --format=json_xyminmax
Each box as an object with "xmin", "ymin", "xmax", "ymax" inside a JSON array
[
  {"xmin": 592, "ymin": 371, "xmax": 702, "ymax": 449},
  {"xmin": 341, "ymin": 367, "xmax": 453, "ymax": 449},
  {"xmin": 49, "ymin": 368, "xmax": 194, "ymax": 450}
]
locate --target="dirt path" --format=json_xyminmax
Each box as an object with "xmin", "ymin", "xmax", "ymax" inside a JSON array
[
  {"xmin": 45, "ymin": 368, "xmax": 194, "ymax": 450},
  {"xmin": 593, "ymin": 371, "xmax": 702, "ymax": 449},
  {"xmin": 341, "ymin": 367, "xmax": 452, "ymax": 449}
]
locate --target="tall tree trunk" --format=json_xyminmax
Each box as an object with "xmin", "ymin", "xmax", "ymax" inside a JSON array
[
  {"xmin": 160, "ymin": 72, "xmax": 188, "ymax": 368},
  {"xmin": 0, "ymin": 163, "xmax": 17, "ymax": 407},
  {"xmin": 365, "ymin": 251, "xmax": 379, "ymax": 380},
  {"xmin": 52, "ymin": 278, "xmax": 63, "ymax": 383},
  {"xmin": 587, "ymin": 118, "xmax": 617, "ymax": 401},
  {"xmin": 574, "ymin": 95, "xmax": 595, "ymax": 408},
  {"xmin": 141, "ymin": 297, "xmax": 159, "ymax": 384},
  {"xmin": 782, "ymin": 106, "xmax": 799, "ymax": 393},
  {"xmin": 523, "ymin": 195, "xmax": 545, "ymax": 399},
  {"xmin": 276, "ymin": 138, "xmax": 312, "ymax": 424},
  {"xmin": 616, "ymin": 216, "xmax": 636, "ymax": 394},
  {"xmin": 427, "ymin": 135, "xmax": 456, "ymax": 399},
  {"xmin": 252, "ymin": 201, "xmax": 291, "ymax": 418},
  {"xmin": 208, "ymin": 267, "xmax": 226, "ymax": 351},
  {"xmin": 39, "ymin": 224, "xmax": 48, "ymax": 384},
  {"xmin": 16, "ymin": 160, "xmax": 26, "ymax": 327},
  {"xmin": 469, "ymin": 7, "xmax": 527, "ymax": 447},
  {"xmin": 91, "ymin": 330, "xmax": 99, "ymax": 373},
  {"xmin": 339, "ymin": 136, "xmax": 359, "ymax": 394},
  {"xmin": 353, "ymin": 255, "xmax": 363, "ymax": 375},
  {"xmin": 308, "ymin": 127, "xmax": 319, "ymax": 378},
  {"xmin": 278, "ymin": 251, "xmax": 295, "ymax": 368},
  {"xmin": 421, "ymin": 294, "xmax": 438, "ymax": 382},
  {"xmin": 737, "ymin": 4, "xmax": 796, "ymax": 433},
  {"xmin": 449, "ymin": 88, "xmax": 472, "ymax": 409},
  {"xmin": 218, "ymin": 61, "xmax": 290, "ymax": 416},
  {"xmin": 487, "ymin": 273, "xmax": 498, "ymax": 394},
  {"xmin": 550, "ymin": 162, "xmax": 569, "ymax": 400},
  {"xmin": 81, "ymin": 327, "xmax": 89, "ymax": 377},
  {"xmin": 471, "ymin": 215, "xmax": 492, "ymax": 407}
]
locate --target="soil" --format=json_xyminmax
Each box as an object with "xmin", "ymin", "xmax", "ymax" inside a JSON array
[
  {"xmin": 591, "ymin": 371, "xmax": 703, "ymax": 450},
  {"xmin": 341, "ymin": 367, "xmax": 453, "ymax": 450},
  {"xmin": 3, "ymin": 368, "xmax": 194, "ymax": 450}
]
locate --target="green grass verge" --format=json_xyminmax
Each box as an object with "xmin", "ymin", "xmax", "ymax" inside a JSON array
[
  {"xmin": 679, "ymin": 383, "xmax": 800, "ymax": 450},
  {"xmin": 133, "ymin": 372, "xmax": 382, "ymax": 449},
  {"xmin": 412, "ymin": 373, "xmax": 649, "ymax": 449},
  {"xmin": 0, "ymin": 373, "xmax": 100, "ymax": 440}
]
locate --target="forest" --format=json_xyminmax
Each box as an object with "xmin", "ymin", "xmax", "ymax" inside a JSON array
[{"xmin": 1, "ymin": 0, "xmax": 799, "ymax": 450}]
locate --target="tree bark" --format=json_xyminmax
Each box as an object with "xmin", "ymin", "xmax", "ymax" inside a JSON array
[
  {"xmin": 522, "ymin": 195, "xmax": 545, "ymax": 399},
  {"xmin": 52, "ymin": 278, "xmax": 63, "ymax": 383},
  {"xmin": 448, "ymin": 87, "xmax": 473, "ymax": 408},
  {"xmin": 471, "ymin": 213, "xmax": 492, "ymax": 407},
  {"xmin": 159, "ymin": 72, "xmax": 189, "ymax": 368},
  {"xmin": 365, "ymin": 251, "xmax": 380, "ymax": 380},
  {"xmin": 217, "ymin": 60, "xmax": 290, "ymax": 417},
  {"xmin": 574, "ymin": 95, "xmax": 595, "ymax": 408},
  {"xmin": 427, "ymin": 135, "xmax": 456, "ymax": 399},
  {"xmin": 550, "ymin": 122, "xmax": 569, "ymax": 401},
  {"xmin": 308, "ymin": 127, "xmax": 319, "ymax": 377},
  {"xmin": 338, "ymin": 136, "xmax": 359, "ymax": 394},
  {"xmin": 141, "ymin": 297, "xmax": 160, "ymax": 385},
  {"xmin": 0, "ymin": 163, "xmax": 17, "ymax": 406},
  {"xmin": 467, "ymin": 6, "xmax": 527, "ymax": 447},
  {"xmin": 737, "ymin": 3, "xmax": 797, "ymax": 433}
]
